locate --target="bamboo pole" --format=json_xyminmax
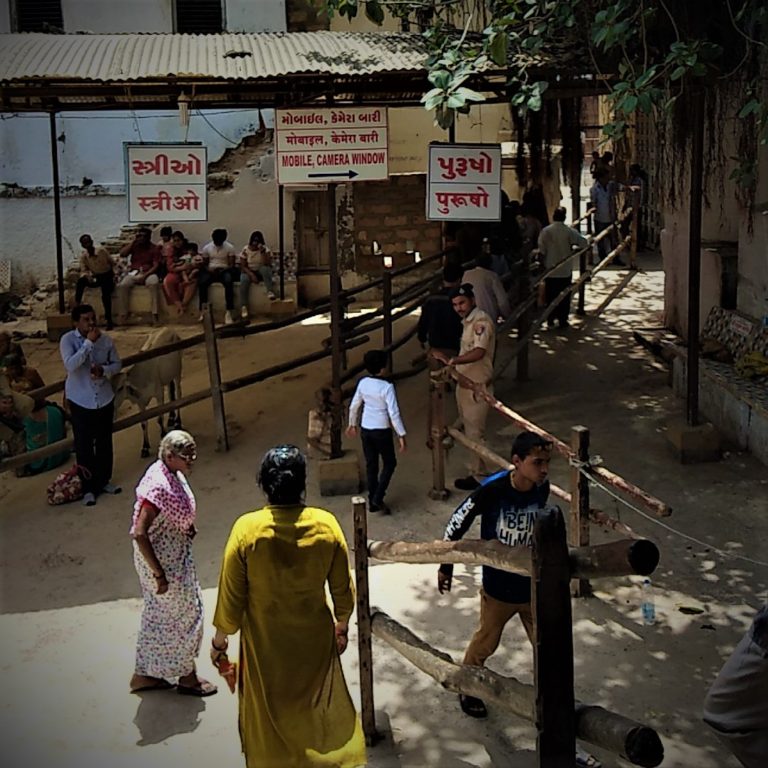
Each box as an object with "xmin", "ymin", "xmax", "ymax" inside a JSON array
[
  {"xmin": 382, "ymin": 269, "xmax": 393, "ymax": 372},
  {"xmin": 371, "ymin": 610, "xmax": 663, "ymax": 767},
  {"xmin": 352, "ymin": 496, "xmax": 377, "ymax": 745},
  {"xmin": 203, "ymin": 305, "xmax": 229, "ymax": 452},
  {"xmin": 428, "ymin": 378, "xmax": 449, "ymax": 500},
  {"xmin": 532, "ymin": 508, "xmax": 575, "ymax": 766},
  {"xmin": 570, "ymin": 426, "xmax": 591, "ymax": 597},
  {"xmin": 592, "ymin": 268, "xmax": 638, "ymax": 317}
]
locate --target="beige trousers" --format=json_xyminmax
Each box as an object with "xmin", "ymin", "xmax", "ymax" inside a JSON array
[{"xmin": 456, "ymin": 382, "xmax": 493, "ymax": 478}]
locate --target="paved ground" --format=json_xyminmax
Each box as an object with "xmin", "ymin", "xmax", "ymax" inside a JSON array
[{"xmin": 1, "ymin": 251, "xmax": 765, "ymax": 767}]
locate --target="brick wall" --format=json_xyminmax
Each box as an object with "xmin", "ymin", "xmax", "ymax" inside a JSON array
[
  {"xmin": 353, "ymin": 174, "xmax": 442, "ymax": 275},
  {"xmin": 285, "ymin": 0, "xmax": 329, "ymax": 31}
]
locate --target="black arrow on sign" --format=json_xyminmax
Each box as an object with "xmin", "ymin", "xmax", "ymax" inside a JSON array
[{"xmin": 307, "ymin": 170, "xmax": 360, "ymax": 179}]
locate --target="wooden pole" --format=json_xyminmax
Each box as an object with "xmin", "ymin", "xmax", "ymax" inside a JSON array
[
  {"xmin": 328, "ymin": 182, "xmax": 344, "ymax": 458},
  {"xmin": 569, "ymin": 426, "xmax": 591, "ymax": 597},
  {"xmin": 517, "ymin": 246, "xmax": 531, "ymax": 381},
  {"xmin": 532, "ymin": 508, "xmax": 576, "ymax": 767},
  {"xmin": 49, "ymin": 111, "xmax": 65, "ymax": 314},
  {"xmin": 352, "ymin": 496, "xmax": 377, "ymax": 745},
  {"xmin": 382, "ymin": 268, "xmax": 393, "ymax": 373},
  {"xmin": 203, "ymin": 304, "xmax": 229, "ymax": 452},
  {"xmin": 576, "ymin": 246, "xmax": 587, "ymax": 317},
  {"xmin": 428, "ymin": 378, "xmax": 449, "ymax": 500},
  {"xmin": 629, "ymin": 187, "xmax": 640, "ymax": 270},
  {"xmin": 278, "ymin": 183, "xmax": 286, "ymax": 300}
]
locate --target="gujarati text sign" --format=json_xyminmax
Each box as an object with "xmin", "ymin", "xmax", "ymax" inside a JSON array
[
  {"xmin": 276, "ymin": 108, "xmax": 388, "ymax": 184},
  {"xmin": 427, "ymin": 143, "xmax": 502, "ymax": 221},
  {"xmin": 125, "ymin": 144, "xmax": 207, "ymax": 222}
]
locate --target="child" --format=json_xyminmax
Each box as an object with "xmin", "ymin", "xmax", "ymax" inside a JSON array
[{"xmin": 346, "ymin": 349, "xmax": 407, "ymax": 513}]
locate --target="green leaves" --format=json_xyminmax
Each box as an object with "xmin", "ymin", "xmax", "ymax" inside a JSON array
[{"xmin": 364, "ymin": 1, "xmax": 384, "ymax": 25}]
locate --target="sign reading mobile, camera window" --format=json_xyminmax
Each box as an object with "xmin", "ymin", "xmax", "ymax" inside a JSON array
[
  {"xmin": 125, "ymin": 144, "xmax": 207, "ymax": 222},
  {"xmin": 427, "ymin": 143, "xmax": 502, "ymax": 221}
]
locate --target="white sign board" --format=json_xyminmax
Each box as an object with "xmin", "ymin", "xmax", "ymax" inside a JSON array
[
  {"xmin": 276, "ymin": 107, "xmax": 388, "ymax": 184},
  {"xmin": 125, "ymin": 144, "xmax": 207, "ymax": 222},
  {"xmin": 427, "ymin": 143, "xmax": 502, "ymax": 221}
]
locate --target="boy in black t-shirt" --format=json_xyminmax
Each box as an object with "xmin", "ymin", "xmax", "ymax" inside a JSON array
[{"xmin": 437, "ymin": 430, "xmax": 553, "ymax": 718}]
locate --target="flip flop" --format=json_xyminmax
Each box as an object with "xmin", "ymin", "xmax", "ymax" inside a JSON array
[
  {"xmin": 459, "ymin": 694, "xmax": 488, "ymax": 719},
  {"xmin": 130, "ymin": 679, "xmax": 174, "ymax": 693},
  {"xmin": 177, "ymin": 678, "xmax": 218, "ymax": 697},
  {"xmin": 575, "ymin": 745, "xmax": 602, "ymax": 768}
]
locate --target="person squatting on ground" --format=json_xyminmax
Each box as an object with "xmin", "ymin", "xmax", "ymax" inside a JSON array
[
  {"xmin": 703, "ymin": 602, "xmax": 768, "ymax": 768},
  {"xmin": 211, "ymin": 444, "xmax": 367, "ymax": 768},
  {"xmin": 129, "ymin": 430, "xmax": 217, "ymax": 697},
  {"xmin": 537, "ymin": 206, "xmax": 589, "ymax": 330},
  {"xmin": 117, "ymin": 227, "xmax": 162, "ymax": 324},
  {"xmin": 199, "ymin": 228, "xmax": 238, "ymax": 325},
  {"xmin": 59, "ymin": 304, "xmax": 122, "ymax": 506},
  {"xmin": 346, "ymin": 349, "xmax": 407, "ymax": 514},
  {"xmin": 75, "ymin": 234, "xmax": 116, "ymax": 329},
  {"xmin": 431, "ymin": 283, "xmax": 495, "ymax": 492},
  {"xmin": 239, "ymin": 230, "xmax": 275, "ymax": 318}
]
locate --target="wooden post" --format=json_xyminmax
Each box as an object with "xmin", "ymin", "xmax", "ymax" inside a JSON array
[
  {"xmin": 278, "ymin": 183, "xmax": 286, "ymax": 300},
  {"xmin": 532, "ymin": 508, "xmax": 576, "ymax": 768},
  {"xmin": 629, "ymin": 187, "xmax": 640, "ymax": 270},
  {"xmin": 328, "ymin": 182, "xmax": 344, "ymax": 458},
  {"xmin": 428, "ymin": 378, "xmax": 449, "ymax": 500},
  {"xmin": 516, "ymin": 247, "xmax": 531, "ymax": 381},
  {"xmin": 49, "ymin": 111, "xmax": 65, "ymax": 314},
  {"xmin": 569, "ymin": 426, "xmax": 591, "ymax": 597},
  {"xmin": 352, "ymin": 496, "xmax": 377, "ymax": 745},
  {"xmin": 202, "ymin": 305, "xmax": 229, "ymax": 452},
  {"xmin": 382, "ymin": 268, "xmax": 393, "ymax": 373},
  {"xmin": 576, "ymin": 246, "xmax": 587, "ymax": 317}
]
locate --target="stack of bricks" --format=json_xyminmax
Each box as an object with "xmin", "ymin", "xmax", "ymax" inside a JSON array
[{"xmin": 353, "ymin": 174, "xmax": 442, "ymax": 275}]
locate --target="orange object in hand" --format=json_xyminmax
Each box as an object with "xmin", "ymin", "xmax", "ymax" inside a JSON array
[{"xmin": 212, "ymin": 651, "xmax": 237, "ymax": 693}]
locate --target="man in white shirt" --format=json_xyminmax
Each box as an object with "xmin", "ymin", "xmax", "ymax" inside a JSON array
[
  {"xmin": 537, "ymin": 207, "xmax": 589, "ymax": 329},
  {"xmin": 432, "ymin": 284, "xmax": 496, "ymax": 491},
  {"xmin": 198, "ymin": 228, "xmax": 238, "ymax": 324},
  {"xmin": 461, "ymin": 252, "xmax": 511, "ymax": 323},
  {"xmin": 346, "ymin": 349, "xmax": 407, "ymax": 513}
]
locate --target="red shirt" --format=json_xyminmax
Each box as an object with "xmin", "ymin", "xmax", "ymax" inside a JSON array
[{"xmin": 128, "ymin": 242, "xmax": 161, "ymax": 272}]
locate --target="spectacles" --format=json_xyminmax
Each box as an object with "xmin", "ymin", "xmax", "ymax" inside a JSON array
[{"xmin": 177, "ymin": 449, "xmax": 197, "ymax": 462}]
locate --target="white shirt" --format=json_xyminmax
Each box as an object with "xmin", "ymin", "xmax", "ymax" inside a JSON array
[
  {"xmin": 202, "ymin": 240, "xmax": 237, "ymax": 270},
  {"xmin": 461, "ymin": 266, "xmax": 511, "ymax": 321},
  {"xmin": 537, "ymin": 222, "xmax": 589, "ymax": 279},
  {"xmin": 348, "ymin": 376, "xmax": 406, "ymax": 436}
]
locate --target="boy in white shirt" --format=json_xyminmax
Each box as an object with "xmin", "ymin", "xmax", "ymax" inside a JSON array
[{"xmin": 346, "ymin": 349, "xmax": 407, "ymax": 513}]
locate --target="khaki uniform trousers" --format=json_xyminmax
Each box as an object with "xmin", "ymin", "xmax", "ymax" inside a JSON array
[
  {"xmin": 463, "ymin": 588, "xmax": 535, "ymax": 667},
  {"xmin": 456, "ymin": 382, "xmax": 493, "ymax": 478}
]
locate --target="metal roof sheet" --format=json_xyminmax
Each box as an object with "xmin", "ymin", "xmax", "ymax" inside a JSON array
[{"xmin": 0, "ymin": 32, "xmax": 430, "ymax": 83}]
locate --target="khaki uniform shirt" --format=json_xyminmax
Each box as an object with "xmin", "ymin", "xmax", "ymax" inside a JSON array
[
  {"xmin": 80, "ymin": 246, "xmax": 113, "ymax": 275},
  {"xmin": 457, "ymin": 306, "xmax": 495, "ymax": 384}
]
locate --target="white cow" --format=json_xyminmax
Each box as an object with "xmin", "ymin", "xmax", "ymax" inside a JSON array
[{"xmin": 113, "ymin": 328, "xmax": 183, "ymax": 457}]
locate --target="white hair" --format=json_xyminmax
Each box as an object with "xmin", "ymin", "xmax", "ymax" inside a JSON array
[{"xmin": 158, "ymin": 430, "xmax": 196, "ymax": 462}]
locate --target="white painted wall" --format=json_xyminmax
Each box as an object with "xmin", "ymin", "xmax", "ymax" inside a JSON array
[
  {"xmin": 63, "ymin": 0, "xmax": 173, "ymax": 32},
  {"xmin": 228, "ymin": 0, "xmax": 285, "ymax": 32}
]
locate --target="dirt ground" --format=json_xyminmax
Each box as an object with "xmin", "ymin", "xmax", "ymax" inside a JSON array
[{"xmin": 1, "ymin": 251, "xmax": 766, "ymax": 768}]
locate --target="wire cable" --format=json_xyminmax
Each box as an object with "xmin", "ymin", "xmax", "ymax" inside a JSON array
[
  {"xmin": 195, "ymin": 109, "xmax": 240, "ymax": 146},
  {"xmin": 580, "ymin": 465, "xmax": 768, "ymax": 569}
]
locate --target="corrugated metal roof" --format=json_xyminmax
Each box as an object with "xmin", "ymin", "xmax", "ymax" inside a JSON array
[{"xmin": 0, "ymin": 32, "xmax": 430, "ymax": 83}]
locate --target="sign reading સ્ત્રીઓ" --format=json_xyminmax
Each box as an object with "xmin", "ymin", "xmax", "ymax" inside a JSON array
[
  {"xmin": 275, "ymin": 108, "xmax": 388, "ymax": 185},
  {"xmin": 125, "ymin": 143, "xmax": 207, "ymax": 222},
  {"xmin": 427, "ymin": 143, "xmax": 502, "ymax": 222}
]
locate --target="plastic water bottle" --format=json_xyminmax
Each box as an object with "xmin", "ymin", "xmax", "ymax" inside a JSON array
[{"xmin": 641, "ymin": 578, "xmax": 656, "ymax": 625}]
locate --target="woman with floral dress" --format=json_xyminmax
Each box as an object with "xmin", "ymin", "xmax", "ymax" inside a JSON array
[{"xmin": 130, "ymin": 429, "xmax": 217, "ymax": 696}]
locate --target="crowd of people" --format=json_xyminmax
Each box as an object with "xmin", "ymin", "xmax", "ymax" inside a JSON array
[{"xmin": 74, "ymin": 225, "xmax": 277, "ymax": 327}]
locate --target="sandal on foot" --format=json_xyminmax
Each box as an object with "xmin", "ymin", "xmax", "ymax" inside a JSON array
[
  {"xmin": 177, "ymin": 678, "xmax": 218, "ymax": 697},
  {"xmin": 459, "ymin": 694, "xmax": 487, "ymax": 718},
  {"xmin": 575, "ymin": 745, "xmax": 601, "ymax": 768},
  {"xmin": 131, "ymin": 678, "xmax": 174, "ymax": 693}
]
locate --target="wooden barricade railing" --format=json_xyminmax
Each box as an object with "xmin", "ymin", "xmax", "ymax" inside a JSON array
[{"xmin": 352, "ymin": 501, "xmax": 664, "ymax": 767}]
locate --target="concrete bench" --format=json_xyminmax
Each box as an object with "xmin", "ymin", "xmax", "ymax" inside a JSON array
[
  {"xmin": 79, "ymin": 282, "xmax": 296, "ymax": 325},
  {"xmin": 667, "ymin": 307, "xmax": 768, "ymax": 465}
]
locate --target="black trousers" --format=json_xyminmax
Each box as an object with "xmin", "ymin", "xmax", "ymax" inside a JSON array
[
  {"xmin": 361, "ymin": 427, "xmax": 397, "ymax": 506},
  {"xmin": 68, "ymin": 399, "xmax": 115, "ymax": 495},
  {"xmin": 75, "ymin": 271, "xmax": 114, "ymax": 324},
  {"xmin": 545, "ymin": 277, "xmax": 572, "ymax": 327},
  {"xmin": 198, "ymin": 268, "xmax": 237, "ymax": 310}
]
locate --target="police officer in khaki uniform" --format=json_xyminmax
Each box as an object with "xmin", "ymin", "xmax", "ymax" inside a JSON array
[{"xmin": 432, "ymin": 283, "xmax": 495, "ymax": 491}]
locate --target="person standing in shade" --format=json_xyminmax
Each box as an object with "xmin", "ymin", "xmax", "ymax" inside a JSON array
[
  {"xmin": 590, "ymin": 169, "xmax": 623, "ymax": 266},
  {"xmin": 537, "ymin": 206, "xmax": 589, "ymax": 329},
  {"xmin": 198, "ymin": 228, "xmax": 238, "ymax": 325},
  {"xmin": 117, "ymin": 227, "xmax": 162, "ymax": 325},
  {"xmin": 461, "ymin": 251, "xmax": 511, "ymax": 323},
  {"xmin": 431, "ymin": 284, "xmax": 495, "ymax": 492},
  {"xmin": 75, "ymin": 234, "xmax": 115, "ymax": 329},
  {"xmin": 418, "ymin": 262, "xmax": 463, "ymax": 369},
  {"xmin": 59, "ymin": 304, "xmax": 122, "ymax": 506},
  {"xmin": 346, "ymin": 349, "xmax": 407, "ymax": 513}
]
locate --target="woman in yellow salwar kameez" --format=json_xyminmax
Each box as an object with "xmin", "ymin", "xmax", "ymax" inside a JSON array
[{"xmin": 211, "ymin": 444, "xmax": 366, "ymax": 768}]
